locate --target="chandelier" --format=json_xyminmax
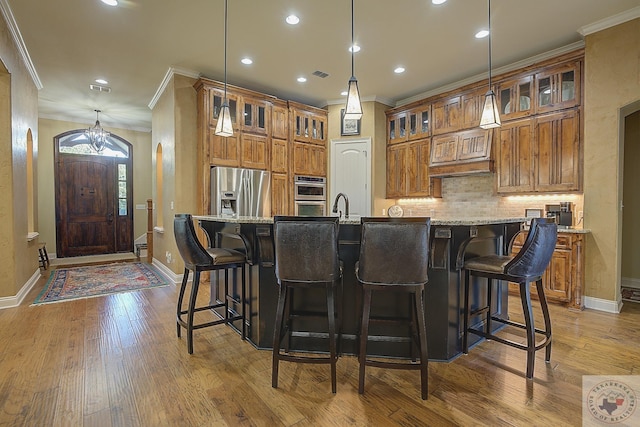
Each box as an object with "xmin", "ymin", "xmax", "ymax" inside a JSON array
[{"xmin": 86, "ymin": 109, "xmax": 110, "ymax": 153}]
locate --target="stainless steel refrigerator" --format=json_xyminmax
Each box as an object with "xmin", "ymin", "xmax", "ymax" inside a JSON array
[{"xmin": 210, "ymin": 166, "xmax": 271, "ymax": 217}]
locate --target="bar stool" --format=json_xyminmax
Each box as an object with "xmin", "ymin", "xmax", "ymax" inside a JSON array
[
  {"xmin": 173, "ymin": 214, "xmax": 247, "ymax": 354},
  {"xmin": 356, "ymin": 217, "xmax": 431, "ymax": 400},
  {"xmin": 462, "ymin": 218, "xmax": 557, "ymax": 379},
  {"xmin": 271, "ymin": 216, "xmax": 342, "ymax": 393},
  {"xmin": 38, "ymin": 243, "xmax": 50, "ymax": 270}
]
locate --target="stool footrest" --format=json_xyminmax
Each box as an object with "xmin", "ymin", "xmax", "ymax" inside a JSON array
[
  {"xmin": 277, "ymin": 353, "xmax": 335, "ymax": 365},
  {"xmin": 364, "ymin": 359, "xmax": 425, "ymax": 371},
  {"xmin": 467, "ymin": 324, "xmax": 551, "ymax": 353}
]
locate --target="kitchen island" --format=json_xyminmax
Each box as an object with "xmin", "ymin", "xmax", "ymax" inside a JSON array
[{"xmin": 193, "ymin": 215, "xmax": 524, "ymax": 361}]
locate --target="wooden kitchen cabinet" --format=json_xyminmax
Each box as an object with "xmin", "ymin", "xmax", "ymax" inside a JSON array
[
  {"xmin": 534, "ymin": 109, "xmax": 581, "ymax": 192},
  {"xmin": 386, "ymin": 143, "xmax": 407, "ymax": 198},
  {"xmin": 535, "ymin": 61, "xmax": 580, "ymax": 114},
  {"xmin": 271, "ymin": 173, "xmax": 289, "ymax": 216},
  {"xmin": 271, "ymin": 101, "xmax": 288, "ymax": 140},
  {"xmin": 461, "ymin": 87, "xmax": 488, "ymax": 130},
  {"xmin": 291, "ymin": 103, "xmax": 327, "ymax": 145},
  {"xmin": 432, "ymin": 95, "xmax": 461, "ymax": 135},
  {"xmin": 429, "ymin": 128, "xmax": 493, "ymax": 177},
  {"xmin": 496, "ymin": 119, "xmax": 534, "ymax": 193},
  {"xmin": 271, "ymin": 138, "xmax": 288, "ymax": 173},
  {"xmin": 208, "ymin": 87, "xmax": 239, "ymax": 129},
  {"xmin": 509, "ymin": 230, "xmax": 585, "ymax": 310},
  {"xmin": 387, "ymin": 111, "xmax": 408, "ymax": 144},
  {"xmin": 241, "ymin": 96, "xmax": 270, "ymax": 135},
  {"xmin": 292, "ymin": 141, "xmax": 326, "ymax": 177},
  {"xmin": 387, "ymin": 140, "xmax": 441, "ymax": 198},
  {"xmin": 497, "ymin": 75, "xmax": 533, "ymax": 121},
  {"xmin": 208, "ymin": 129, "xmax": 240, "ymax": 167},
  {"xmin": 408, "ymin": 105, "xmax": 431, "ymax": 141},
  {"xmin": 240, "ymin": 133, "xmax": 268, "ymax": 170}
]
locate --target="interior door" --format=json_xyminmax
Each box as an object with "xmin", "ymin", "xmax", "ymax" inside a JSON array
[
  {"xmin": 330, "ymin": 138, "xmax": 371, "ymax": 217},
  {"xmin": 56, "ymin": 155, "xmax": 117, "ymax": 257}
]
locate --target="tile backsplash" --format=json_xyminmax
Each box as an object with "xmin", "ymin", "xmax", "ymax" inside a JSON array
[{"xmin": 397, "ymin": 174, "xmax": 584, "ymax": 226}]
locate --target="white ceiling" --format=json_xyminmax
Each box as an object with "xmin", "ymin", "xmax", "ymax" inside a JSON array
[{"xmin": 5, "ymin": 0, "xmax": 640, "ymax": 132}]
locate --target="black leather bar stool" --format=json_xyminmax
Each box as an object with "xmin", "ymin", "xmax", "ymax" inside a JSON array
[
  {"xmin": 271, "ymin": 216, "xmax": 342, "ymax": 393},
  {"xmin": 356, "ymin": 217, "xmax": 431, "ymax": 400},
  {"xmin": 173, "ymin": 214, "xmax": 247, "ymax": 354},
  {"xmin": 462, "ymin": 218, "xmax": 557, "ymax": 379}
]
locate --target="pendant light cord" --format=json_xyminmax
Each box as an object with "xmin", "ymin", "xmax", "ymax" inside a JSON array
[
  {"xmin": 351, "ymin": 0, "xmax": 355, "ymax": 78},
  {"xmin": 223, "ymin": 0, "xmax": 228, "ymax": 102},
  {"xmin": 487, "ymin": 0, "xmax": 492, "ymax": 89}
]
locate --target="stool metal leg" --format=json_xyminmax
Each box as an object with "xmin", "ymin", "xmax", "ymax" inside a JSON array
[
  {"xmin": 519, "ymin": 281, "xmax": 536, "ymax": 379},
  {"xmin": 414, "ymin": 288, "xmax": 429, "ymax": 400},
  {"xmin": 326, "ymin": 283, "xmax": 337, "ymax": 394},
  {"xmin": 358, "ymin": 287, "xmax": 373, "ymax": 394},
  {"xmin": 186, "ymin": 271, "xmax": 202, "ymax": 355},
  {"xmin": 241, "ymin": 264, "xmax": 247, "ymax": 340},
  {"xmin": 486, "ymin": 278, "xmax": 493, "ymax": 336},
  {"xmin": 462, "ymin": 269, "xmax": 471, "ymax": 354},
  {"xmin": 272, "ymin": 283, "xmax": 288, "ymax": 389},
  {"xmin": 536, "ymin": 278, "xmax": 553, "ymax": 362},
  {"xmin": 176, "ymin": 268, "xmax": 190, "ymax": 338}
]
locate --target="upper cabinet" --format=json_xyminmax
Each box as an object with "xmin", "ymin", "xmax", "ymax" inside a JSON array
[
  {"xmin": 429, "ymin": 128, "xmax": 493, "ymax": 177},
  {"xmin": 290, "ymin": 102, "xmax": 327, "ymax": 146},
  {"xmin": 241, "ymin": 96, "xmax": 270, "ymax": 135},
  {"xmin": 497, "ymin": 75, "xmax": 533, "ymax": 121},
  {"xmin": 271, "ymin": 100, "xmax": 289, "ymax": 140},
  {"xmin": 408, "ymin": 105, "xmax": 431, "ymax": 141},
  {"xmin": 461, "ymin": 88, "xmax": 488, "ymax": 130},
  {"xmin": 388, "ymin": 111, "xmax": 408, "ymax": 144},
  {"xmin": 387, "ymin": 139, "xmax": 442, "ymax": 198},
  {"xmin": 209, "ymin": 87, "xmax": 239, "ymax": 130},
  {"xmin": 432, "ymin": 95, "xmax": 461, "ymax": 135},
  {"xmin": 535, "ymin": 61, "xmax": 581, "ymax": 114}
]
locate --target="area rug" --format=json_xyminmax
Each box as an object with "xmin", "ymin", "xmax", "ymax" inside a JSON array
[
  {"xmin": 621, "ymin": 287, "xmax": 640, "ymax": 303},
  {"xmin": 32, "ymin": 262, "xmax": 169, "ymax": 305}
]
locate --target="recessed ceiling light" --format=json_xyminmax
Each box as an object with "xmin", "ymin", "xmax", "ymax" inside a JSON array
[
  {"xmin": 349, "ymin": 44, "xmax": 361, "ymax": 53},
  {"xmin": 475, "ymin": 29, "xmax": 489, "ymax": 39},
  {"xmin": 297, "ymin": 77, "xmax": 307, "ymax": 83},
  {"xmin": 101, "ymin": 0, "xmax": 118, "ymax": 6},
  {"xmin": 241, "ymin": 58, "xmax": 253, "ymax": 65},
  {"xmin": 394, "ymin": 67, "xmax": 405, "ymax": 74},
  {"xmin": 286, "ymin": 15, "xmax": 300, "ymax": 25},
  {"xmin": 341, "ymin": 91, "xmax": 348, "ymax": 96},
  {"xmin": 432, "ymin": 0, "xmax": 447, "ymax": 5},
  {"xmin": 95, "ymin": 78, "xmax": 108, "ymax": 85}
]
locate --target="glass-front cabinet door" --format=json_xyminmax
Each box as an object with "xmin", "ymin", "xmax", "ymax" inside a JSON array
[
  {"xmin": 387, "ymin": 111, "xmax": 407, "ymax": 145},
  {"xmin": 209, "ymin": 88, "xmax": 239, "ymax": 129},
  {"xmin": 498, "ymin": 75, "xmax": 533, "ymax": 120},
  {"xmin": 408, "ymin": 105, "xmax": 430, "ymax": 141},
  {"xmin": 535, "ymin": 61, "xmax": 580, "ymax": 113},
  {"xmin": 241, "ymin": 96, "xmax": 269, "ymax": 135}
]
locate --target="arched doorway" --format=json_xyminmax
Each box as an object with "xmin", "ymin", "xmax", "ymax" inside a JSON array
[{"xmin": 54, "ymin": 130, "xmax": 133, "ymax": 257}]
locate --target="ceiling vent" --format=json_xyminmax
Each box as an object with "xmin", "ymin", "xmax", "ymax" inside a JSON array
[
  {"xmin": 89, "ymin": 84, "xmax": 112, "ymax": 93},
  {"xmin": 312, "ymin": 70, "xmax": 329, "ymax": 78}
]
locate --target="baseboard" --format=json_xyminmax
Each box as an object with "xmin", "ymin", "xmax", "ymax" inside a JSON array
[
  {"xmin": 584, "ymin": 296, "xmax": 622, "ymax": 313},
  {"xmin": 151, "ymin": 258, "xmax": 182, "ymax": 285},
  {"xmin": 621, "ymin": 277, "xmax": 640, "ymax": 289},
  {"xmin": 0, "ymin": 269, "xmax": 43, "ymax": 310}
]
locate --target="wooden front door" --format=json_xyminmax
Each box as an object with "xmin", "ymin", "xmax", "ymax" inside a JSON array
[{"xmin": 54, "ymin": 130, "xmax": 133, "ymax": 258}]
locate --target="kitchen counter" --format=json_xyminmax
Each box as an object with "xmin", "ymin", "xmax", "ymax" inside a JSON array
[{"xmin": 194, "ymin": 215, "xmax": 524, "ymax": 361}]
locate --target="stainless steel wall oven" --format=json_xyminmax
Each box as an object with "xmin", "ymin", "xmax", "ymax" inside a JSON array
[{"xmin": 293, "ymin": 175, "xmax": 326, "ymax": 216}]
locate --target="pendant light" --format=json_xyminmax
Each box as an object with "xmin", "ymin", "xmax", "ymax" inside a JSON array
[
  {"xmin": 86, "ymin": 109, "xmax": 110, "ymax": 153},
  {"xmin": 479, "ymin": 0, "xmax": 501, "ymax": 129},
  {"xmin": 215, "ymin": 0, "xmax": 233, "ymax": 137},
  {"xmin": 344, "ymin": 0, "xmax": 362, "ymax": 121}
]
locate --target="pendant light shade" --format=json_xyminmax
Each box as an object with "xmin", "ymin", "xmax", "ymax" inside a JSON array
[
  {"xmin": 344, "ymin": 0, "xmax": 362, "ymax": 121},
  {"xmin": 215, "ymin": 0, "xmax": 233, "ymax": 137},
  {"xmin": 86, "ymin": 109, "xmax": 110, "ymax": 153},
  {"xmin": 479, "ymin": 0, "xmax": 501, "ymax": 129}
]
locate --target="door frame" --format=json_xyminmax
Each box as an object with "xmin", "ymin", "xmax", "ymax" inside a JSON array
[{"xmin": 329, "ymin": 137, "xmax": 372, "ymax": 217}]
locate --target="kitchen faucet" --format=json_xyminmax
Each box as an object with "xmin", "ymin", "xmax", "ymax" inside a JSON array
[{"xmin": 332, "ymin": 193, "xmax": 349, "ymax": 218}]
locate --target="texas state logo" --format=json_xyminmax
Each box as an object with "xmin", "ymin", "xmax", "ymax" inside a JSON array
[{"xmin": 584, "ymin": 377, "xmax": 637, "ymax": 424}]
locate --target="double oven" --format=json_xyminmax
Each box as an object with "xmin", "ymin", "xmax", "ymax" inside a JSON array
[{"xmin": 293, "ymin": 175, "xmax": 326, "ymax": 216}]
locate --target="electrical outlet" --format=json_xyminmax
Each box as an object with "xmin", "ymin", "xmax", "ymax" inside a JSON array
[
  {"xmin": 170, "ymin": 201, "xmax": 174, "ymax": 210},
  {"xmin": 382, "ymin": 208, "xmax": 386, "ymax": 216},
  {"xmin": 166, "ymin": 251, "xmax": 172, "ymax": 263},
  {"xmin": 578, "ymin": 210, "xmax": 583, "ymax": 219}
]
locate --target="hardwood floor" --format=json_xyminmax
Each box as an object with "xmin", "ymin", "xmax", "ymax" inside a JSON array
[{"xmin": 1, "ymin": 268, "xmax": 639, "ymax": 426}]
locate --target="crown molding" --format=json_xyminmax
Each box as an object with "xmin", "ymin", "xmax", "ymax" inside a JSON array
[
  {"xmin": 324, "ymin": 95, "xmax": 395, "ymax": 108},
  {"xmin": 148, "ymin": 66, "xmax": 201, "ymax": 110},
  {"xmin": 38, "ymin": 112, "xmax": 152, "ymax": 133},
  {"xmin": 578, "ymin": 6, "xmax": 640, "ymax": 36},
  {"xmin": 0, "ymin": 0, "xmax": 43, "ymax": 90}
]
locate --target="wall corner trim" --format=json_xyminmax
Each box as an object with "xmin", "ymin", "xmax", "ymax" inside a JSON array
[
  {"xmin": 0, "ymin": 269, "xmax": 41, "ymax": 310},
  {"xmin": 148, "ymin": 67, "xmax": 201, "ymax": 110}
]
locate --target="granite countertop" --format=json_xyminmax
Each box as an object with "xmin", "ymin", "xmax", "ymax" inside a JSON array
[{"xmin": 193, "ymin": 215, "xmax": 530, "ymax": 226}]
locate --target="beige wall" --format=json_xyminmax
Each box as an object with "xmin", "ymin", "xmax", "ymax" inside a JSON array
[
  {"xmin": 622, "ymin": 110, "xmax": 640, "ymax": 281},
  {"xmin": 37, "ymin": 118, "xmax": 152, "ymax": 257},
  {"xmin": 0, "ymin": 13, "xmax": 40, "ymax": 298},
  {"xmin": 151, "ymin": 74, "xmax": 198, "ymax": 275},
  {"xmin": 583, "ymin": 18, "xmax": 640, "ymax": 301}
]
